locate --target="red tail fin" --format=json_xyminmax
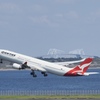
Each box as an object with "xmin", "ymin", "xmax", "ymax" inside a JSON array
[{"xmin": 64, "ymin": 58, "xmax": 93, "ymax": 76}]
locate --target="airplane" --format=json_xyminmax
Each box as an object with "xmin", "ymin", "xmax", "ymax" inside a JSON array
[{"xmin": 0, "ymin": 49, "xmax": 98, "ymax": 77}]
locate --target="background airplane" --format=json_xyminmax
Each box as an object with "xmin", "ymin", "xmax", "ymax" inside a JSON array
[{"xmin": 0, "ymin": 49, "xmax": 98, "ymax": 77}]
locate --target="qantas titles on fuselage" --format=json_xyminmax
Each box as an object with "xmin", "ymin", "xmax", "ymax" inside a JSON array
[
  {"xmin": 0, "ymin": 49, "xmax": 99, "ymax": 77},
  {"xmin": 1, "ymin": 51, "xmax": 16, "ymax": 57}
]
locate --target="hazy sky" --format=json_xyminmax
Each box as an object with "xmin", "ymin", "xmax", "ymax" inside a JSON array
[{"xmin": 0, "ymin": 0, "xmax": 100, "ymax": 57}]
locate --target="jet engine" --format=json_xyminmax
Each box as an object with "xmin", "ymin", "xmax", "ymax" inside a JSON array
[{"xmin": 12, "ymin": 63, "xmax": 22, "ymax": 70}]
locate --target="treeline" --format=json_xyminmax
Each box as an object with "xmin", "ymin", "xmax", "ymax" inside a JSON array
[{"xmin": 37, "ymin": 57, "xmax": 82, "ymax": 62}]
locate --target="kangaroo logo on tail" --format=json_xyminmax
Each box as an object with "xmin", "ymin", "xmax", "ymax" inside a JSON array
[{"xmin": 64, "ymin": 58, "xmax": 93, "ymax": 76}]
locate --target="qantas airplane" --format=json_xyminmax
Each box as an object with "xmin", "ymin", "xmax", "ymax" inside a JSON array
[{"xmin": 0, "ymin": 49, "xmax": 98, "ymax": 77}]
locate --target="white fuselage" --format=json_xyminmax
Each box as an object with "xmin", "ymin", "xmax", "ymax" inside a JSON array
[{"xmin": 0, "ymin": 49, "xmax": 71, "ymax": 76}]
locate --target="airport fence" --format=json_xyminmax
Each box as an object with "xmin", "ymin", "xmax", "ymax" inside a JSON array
[{"xmin": 0, "ymin": 90, "xmax": 100, "ymax": 96}]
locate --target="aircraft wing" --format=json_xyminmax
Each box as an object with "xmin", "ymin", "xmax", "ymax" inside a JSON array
[
  {"xmin": 25, "ymin": 62, "xmax": 48, "ymax": 77},
  {"xmin": 26, "ymin": 62, "xmax": 46, "ymax": 72},
  {"xmin": 55, "ymin": 58, "xmax": 86, "ymax": 66}
]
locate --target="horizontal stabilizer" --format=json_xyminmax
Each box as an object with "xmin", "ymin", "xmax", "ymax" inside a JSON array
[{"xmin": 84, "ymin": 72, "xmax": 99, "ymax": 76}]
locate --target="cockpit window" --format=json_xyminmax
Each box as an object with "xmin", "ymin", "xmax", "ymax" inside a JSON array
[{"xmin": 1, "ymin": 51, "xmax": 16, "ymax": 56}]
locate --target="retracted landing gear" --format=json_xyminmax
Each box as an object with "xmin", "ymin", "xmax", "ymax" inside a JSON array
[
  {"xmin": 41, "ymin": 72, "xmax": 48, "ymax": 77},
  {"xmin": 30, "ymin": 70, "xmax": 37, "ymax": 77}
]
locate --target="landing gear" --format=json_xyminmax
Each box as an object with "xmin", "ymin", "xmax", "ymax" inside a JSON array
[
  {"xmin": 0, "ymin": 59, "xmax": 3, "ymax": 63},
  {"xmin": 33, "ymin": 74, "xmax": 37, "ymax": 77},
  {"xmin": 41, "ymin": 72, "xmax": 48, "ymax": 77},
  {"xmin": 30, "ymin": 70, "xmax": 48, "ymax": 77},
  {"xmin": 30, "ymin": 70, "xmax": 37, "ymax": 77}
]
